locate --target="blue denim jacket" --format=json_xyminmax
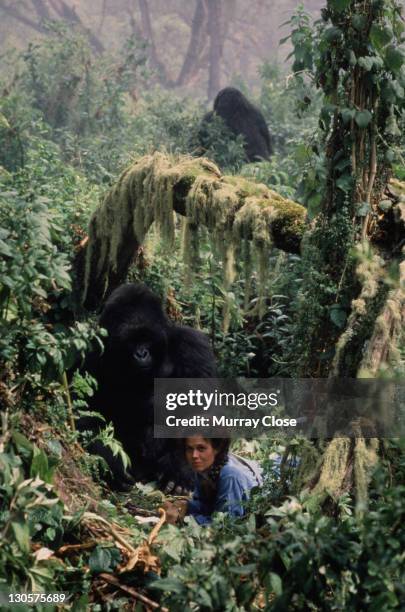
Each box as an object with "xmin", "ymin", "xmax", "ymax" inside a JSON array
[{"xmin": 187, "ymin": 453, "xmax": 263, "ymax": 525}]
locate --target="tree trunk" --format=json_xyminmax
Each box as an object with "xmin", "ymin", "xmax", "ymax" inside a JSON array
[
  {"xmin": 138, "ymin": 0, "xmax": 171, "ymax": 86},
  {"xmin": 288, "ymin": 0, "xmax": 405, "ymax": 510},
  {"xmin": 48, "ymin": 0, "xmax": 104, "ymax": 54},
  {"xmin": 176, "ymin": 0, "xmax": 208, "ymax": 87},
  {"xmin": 206, "ymin": 0, "xmax": 223, "ymax": 100},
  {"xmin": 0, "ymin": 1, "xmax": 46, "ymax": 35},
  {"xmin": 32, "ymin": 0, "xmax": 51, "ymax": 21}
]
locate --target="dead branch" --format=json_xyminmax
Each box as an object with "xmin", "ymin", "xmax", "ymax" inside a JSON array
[{"xmin": 99, "ymin": 573, "xmax": 168, "ymax": 611}]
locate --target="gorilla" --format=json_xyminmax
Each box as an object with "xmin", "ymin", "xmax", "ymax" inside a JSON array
[
  {"xmin": 79, "ymin": 283, "xmax": 217, "ymax": 491},
  {"xmin": 201, "ymin": 87, "xmax": 272, "ymax": 162}
]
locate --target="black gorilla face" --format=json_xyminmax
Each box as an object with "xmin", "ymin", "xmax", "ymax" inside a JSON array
[
  {"xmin": 121, "ymin": 326, "xmax": 170, "ymax": 376},
  {"xmin": 100, "ymin": 284, "xmax": 172, "ymax": 379}
]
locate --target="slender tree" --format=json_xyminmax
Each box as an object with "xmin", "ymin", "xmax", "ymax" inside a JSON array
[{"xmin": 287, "ymin": 0, "xmax": 404, "ymax": 507}]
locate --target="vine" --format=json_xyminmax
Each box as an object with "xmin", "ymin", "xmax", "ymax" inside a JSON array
[{"xmin": 286, "ymin": 0, "xmax": 405, "ymax": 377}]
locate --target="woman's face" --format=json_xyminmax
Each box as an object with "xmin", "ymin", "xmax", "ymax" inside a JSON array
[{"xmin": 185, "ymin": 437, "xmax": 218, "ymax": 473}]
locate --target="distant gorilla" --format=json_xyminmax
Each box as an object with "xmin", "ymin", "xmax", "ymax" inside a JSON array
[
  {"xmin": 201, "ymin": 87, "xmax": 272, "ymax": 162},
  {"xmin": 80, "ymin": 283, "xmax": 217, "ymax": 491}
]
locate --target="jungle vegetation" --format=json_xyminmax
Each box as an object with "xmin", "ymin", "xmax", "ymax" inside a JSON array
[{"xmin": 0, "ymin": 0, "xmax": 404, "ymax": 609}]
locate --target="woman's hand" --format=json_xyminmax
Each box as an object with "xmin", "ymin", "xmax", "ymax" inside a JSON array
[{"xmin": 163, "ymin": 500, "xmax": 188, "ymax": 525}]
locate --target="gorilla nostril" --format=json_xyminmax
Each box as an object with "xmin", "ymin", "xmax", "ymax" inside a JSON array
[{"xmin": 135, "ymin": 347, "xmax": 149, "ymax": 361}]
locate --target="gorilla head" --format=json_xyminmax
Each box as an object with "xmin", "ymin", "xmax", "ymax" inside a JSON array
[
  {"xmin": 202, "ymin": 87, "xmax": 273, "ymax": 163},
  {"xmin": 99, "ymin": 284, "xmax": 172, "ymax": 378}
]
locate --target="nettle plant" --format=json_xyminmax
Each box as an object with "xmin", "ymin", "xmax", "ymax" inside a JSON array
[{"xmin": 0, "ymin": 174, "xmax": 101, "ymax": 405}]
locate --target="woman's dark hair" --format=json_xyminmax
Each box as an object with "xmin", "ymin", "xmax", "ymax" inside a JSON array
[{"xmin": 209, "ymin": 438, "xmax": 231, "ymax": 465}]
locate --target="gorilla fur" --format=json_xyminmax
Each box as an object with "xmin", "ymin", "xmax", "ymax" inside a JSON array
[
  {"xmin": 81, "ymin": 283, "xmax": 217, "ymax": 491},
  {"xmin": 202, "ymin": 87, "xmax": 272, "ymax": 162}
]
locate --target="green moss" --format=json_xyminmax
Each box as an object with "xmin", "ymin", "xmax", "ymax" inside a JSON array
[
  {"xmin": 354, "ymin": 437, "xmax": 379, "ymax": 513},
  {"xmin": 82, "ymin": 152, "xmax": 306, "ymax": 307},
  {"xmin": 311, "ymin": 437, "xmax": 352, "ymax": 502}
]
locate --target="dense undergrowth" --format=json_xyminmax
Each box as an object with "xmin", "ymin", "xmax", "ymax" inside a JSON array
[{"xmin": 0, "ymin": 13, "xmax": 404, "ymax": 610}]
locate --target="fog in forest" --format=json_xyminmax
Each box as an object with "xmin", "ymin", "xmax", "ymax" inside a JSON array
[{"xmin": 0, "ymin": 0, "xmax": 324, "ymax": 99}]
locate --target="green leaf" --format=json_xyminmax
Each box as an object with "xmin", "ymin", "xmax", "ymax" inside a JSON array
[
  {"xmin": 358, "ymin": 56, "xmax": 375, "ymax": 72},
  {"xmin": 329, "ymin": 306, "xmax": 347, "ymax": 329},
  {"xmin": 330, "ymin": 0, "xmax": 351, "ymax": 12},
  {"xmin": 386, "ymin": 114, "xmax": 401, "ymax": 137},
  {"xmin": 11, "ymin": 521, "xmax": 30, "ymax": 553},
  {"xmin": 335, "ymin": 158, "xmax": 351, "ymax": 172},
  {"xmin": 355, "ymin": 110, "xmax": 372, "ymax": 129},
  {"xmin": 336, "ymin": 174, "xmax": 353, "ymax": 193},
  {"xmin": 269, "ymin": 572, "xmax": 283, "ymax": 596},
  {"xmin": 324, "ymin": 27, "xmax": 342, "ymax": 42},
  {"xmin": 385, "ymin": 45, "xmax": 404, "ymax": 73},
  {"xmin": 229, "ymin": 564, "xmax": 256, "ymax": 575},
  {"xmin": 356, "ymin": 201, "xmax": 371, "ymax": 216},
  {"xmin": 46, "ymin": 439, "xmax": 63, "ymax": 458},
  {"xmin": 150, "ymin": 577, "xmax": 185, "ymax": 594},
  {"xmin": 352, "ymin": 14, "xmax": 367, "ymax": 31},
  {"xmin": 30, "ymin": 446, "xmax": 50, "ymax": 482},
  {"xmin": 349, "ymin": 50, "xmax": 357, "ymax": 66},
  {"xmin": 0, "ymin": 239, "xmax": 12, "ymax": 257},
  {"xmin": 341, "ymin": 108, "xmax": 355, "ymax": 124},
  {"xmin": 370, "ymin": 25, "xmax": 393, "ymax": 50},
  {"xmin": 391, "ymin": 80, "xmax": 404, "ymax": 100},
  {"xmin": 196, "ymin": 588, "xmax": 212, "ymax": 608},
  {"xmin": 12, "ymin": 431, "xmax": 34, "ymax": 454},
  {"xmin": 89, "ymin": 547, "xmax": 120, "ymax": 574},
  {"xmin": 393, "ymin": 163, "xmax": 405, "ymax": 180}
]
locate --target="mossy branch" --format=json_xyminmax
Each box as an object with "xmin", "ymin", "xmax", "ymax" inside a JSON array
[{"xmin": 78, "ymin": 153, "xmax": 306, "ymax": 309}]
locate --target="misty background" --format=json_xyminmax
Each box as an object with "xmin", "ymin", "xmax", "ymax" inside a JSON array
[{"xmin": 0, "ymin": 0, "xmax": 324, "ymax": 99}]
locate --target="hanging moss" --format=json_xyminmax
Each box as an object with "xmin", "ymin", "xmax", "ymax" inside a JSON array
[
  {"xmin": 310, "ymin": 437, "xmax": 352, "ymax": 503},
  {"xmin": 354, "ymin": 437, "xmax": 379, "ymax": 513},
  {"xmin": 290, "ymin": 439, "xmax": 324, "ymax": 495},
  {"xmin": 332, "ymin": 243, "xmax": 387, "ymax": 376},
  {"xmin": 358, "ymin": 259, "xmax": 405, "ymax": 376},
  {"xmin": 80, "ymin": 152, "xmax": 306, "ymax": 309},
  {"xmin": 242, "ymin": 239, "xmax": 253, "ymax": 310},
  {"xmin": 221, "ymin": 237, "xmax": 236, "ymax": 334}
]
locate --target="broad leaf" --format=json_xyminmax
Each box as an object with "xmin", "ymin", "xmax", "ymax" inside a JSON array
[
  {"xmin": 356, "ymin": 201, "xmax": 371, "ymax": 216},
  {"xmin": 385, "ymin": 45, "xmax": 404, "ymax": 73},
  {"xmin": 269, "ymin": 572, "xmax": 283, "ymax": 596},
  {"xmin": 358, "ymin": 56, "xmax": 375, "ymax": 72},
  {"xmin": 355, "ymin": 110, "xmax": 372, "ymax": 128},
  {"xmin": 370, "ymin": 25, "xmax": 393, "ymax": 50},
  {"xmin": 330, "ymin": 306, "xmax": 347, "ymax": 329}
]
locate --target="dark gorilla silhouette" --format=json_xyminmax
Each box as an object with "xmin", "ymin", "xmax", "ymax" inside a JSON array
[
  {"xmin": 80, "ymin": 283, "xmax": 217, "ymax": 491},
  {"xmin": 201, "ymin": 87, "xmax": 272, "ymax": 162}
]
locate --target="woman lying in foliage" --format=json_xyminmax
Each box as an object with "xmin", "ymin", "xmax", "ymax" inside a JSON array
[{"xmin": 164, "ymin": 437, "xmax": 263, "ymax": 526}]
